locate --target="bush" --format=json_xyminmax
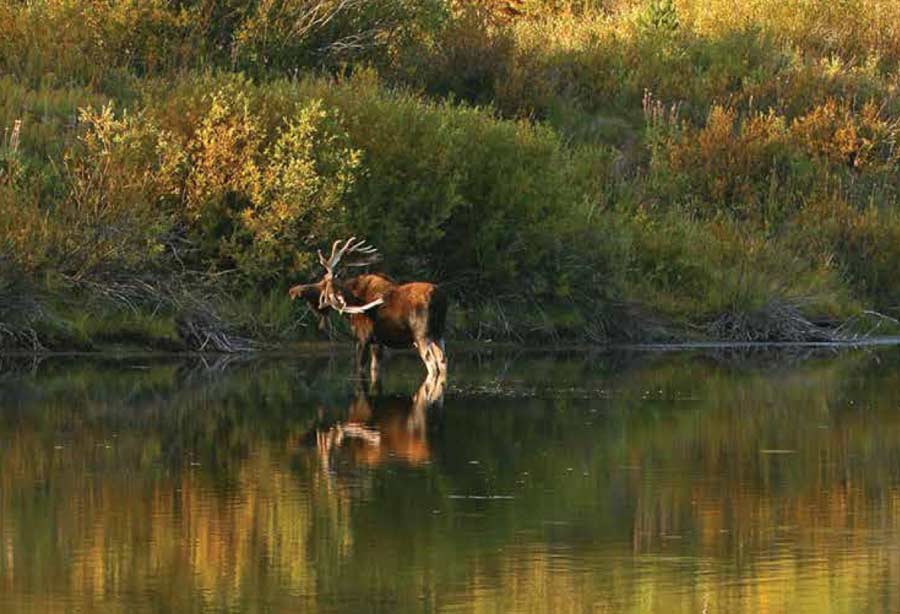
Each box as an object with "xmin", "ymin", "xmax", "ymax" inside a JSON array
[
  {"xmin": 143, "ymin": 71, "xmax": 624, "ymax": 334},
  {"xmin": 623, "ymin": 207, "xmax": 851, "ymax": 325},
  {"xmin": 789, "ymin": 197, "xmax": 900, "ymax": 313},
  {"xmin": 179, "ymin": 90, "xmax": 361, "ymax": 281},
  {"xmin": 646, "ymin": 103, "xmax": 812, "ymax": 222}
]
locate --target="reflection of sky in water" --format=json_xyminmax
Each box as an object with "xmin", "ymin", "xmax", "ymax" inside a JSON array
[{"xmin": 1, "ymin": 348, "xmax": 900, "ymax": 613}]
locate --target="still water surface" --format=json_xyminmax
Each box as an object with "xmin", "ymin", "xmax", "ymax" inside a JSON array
[{"xmin": 2, "ymin": 347, "xmax": 900, "ymax": 612}]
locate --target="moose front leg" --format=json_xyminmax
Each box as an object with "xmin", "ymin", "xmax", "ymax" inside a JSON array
[{"xmin": 355, "ymin": 340, "xmax": 371, "ymax": 378}]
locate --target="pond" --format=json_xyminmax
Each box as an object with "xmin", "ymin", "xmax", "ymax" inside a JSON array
[{"xmin": 1, "ymin": 346, "xmax": 900, "ymax": 613}]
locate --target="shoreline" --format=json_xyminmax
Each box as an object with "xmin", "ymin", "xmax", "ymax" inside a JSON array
[{"xmin": 2, "ymin": 336, "xmax": 900, "ymax": 359}]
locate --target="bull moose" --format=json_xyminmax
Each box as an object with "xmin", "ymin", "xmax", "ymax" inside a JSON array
[{"xmin": 288, "ymin": 238, "xmax": 448, "ymax": 381}]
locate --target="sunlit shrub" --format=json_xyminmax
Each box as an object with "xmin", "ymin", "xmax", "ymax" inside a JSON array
[
  {"xmin": 55, "ymin": 105, "xmax": 170, "ymax": 279},
  {"xmin": 88, "ymin": 70, "xmax": 619, "ymax": 314},
  {"xmin": 791, "ymin": 99, "xmax": 900, "ymax": 174},
  {"xmin": 146, "ymin": 87, "xmax": 362, "ymax": 282},
  {"xmin": 647, "ymin": 104, "xmax": 815, "ymax": 222},
  {"xmin": 0, "ymin": 182, "xmax": 52, "ymax": 276},
  {"xmin": 677, "ymin": 0, "xmax": 900, "ymax": 67},
  {"xmin": 3, "ymin": 103, "xmax": 168, "ymax": 285},
  {"xmin": 0, "ymin": 0, "xmax": 200, "ymax": 87}
]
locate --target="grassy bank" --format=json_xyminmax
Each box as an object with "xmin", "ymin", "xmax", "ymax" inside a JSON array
[{"xmin": 1, "ymin": 0, "xmax": 899, "ymax": 351}]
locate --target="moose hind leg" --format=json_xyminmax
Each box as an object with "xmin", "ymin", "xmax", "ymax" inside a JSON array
[
  {"xmin": 434, "ymin": 339, "xmax": 448, "ymax": 376},
  {"xmin": 415, "ymin": 340, "xmax": 437, "ymax": 379},
  {"xmin": 425, "ymin": 339, "xmax": 447, "ymax": 378}
]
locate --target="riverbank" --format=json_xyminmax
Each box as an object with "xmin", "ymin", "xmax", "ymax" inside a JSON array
[{"xmin": 2, "ymin": 311, "xmax": 899, "ymax": 356}]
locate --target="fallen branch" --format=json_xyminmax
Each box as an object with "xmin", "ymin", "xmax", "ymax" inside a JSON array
[{"xmin": 706, "ymin": 301, "xmax": 833, "ymax": 343}]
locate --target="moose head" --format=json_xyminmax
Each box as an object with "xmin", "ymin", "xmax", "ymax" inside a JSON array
[{"xmin": 288, "ymin": 237, "xmax": 385, "ymax": 328}]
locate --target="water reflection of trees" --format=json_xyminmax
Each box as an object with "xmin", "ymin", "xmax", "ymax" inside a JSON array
[{"xmin": 1, "ymin": 350, "xmax": 900, "ymax": 612}]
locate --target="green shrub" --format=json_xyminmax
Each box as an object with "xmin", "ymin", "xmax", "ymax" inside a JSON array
[
  {"xmin": 789, "ymin": 197, "xmax": 900, "ymax": 313},
  {"xmin": 623, "ymin": 207, "xmax": 851, "ymax": 323},
  {"xmin": 179, "ymin": 90, "xmax": 361, "ymax": 281}
]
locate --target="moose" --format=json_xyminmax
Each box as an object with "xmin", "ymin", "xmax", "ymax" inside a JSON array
[{"xmin": 288, "ymin": 238, "xmax": 447, "ymax": 381}]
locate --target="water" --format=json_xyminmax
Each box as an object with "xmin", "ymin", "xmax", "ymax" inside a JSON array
[{"xmin": 2, "ymin": 347, "xmax": 900, "ymax": 613}]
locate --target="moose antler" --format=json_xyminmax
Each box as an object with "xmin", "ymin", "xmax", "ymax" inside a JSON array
[
  {"xmin": 317, "ymin": 237, "xmax": 383, "ymax": 314},
  {"xmin": 328, "ymin": 293, "xmax": 385, "ymax": 315},
  {"xmin": 318, "ymin": 237, "xmax": 380, "ymax": 275}
]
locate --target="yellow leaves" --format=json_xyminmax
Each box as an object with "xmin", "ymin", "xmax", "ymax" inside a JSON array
[
  {"xmin": 238, "ymin": 99, "xmax": 361, "ymax": 275},
  {"xmin": 154, "ymin": 128, "xmax": 188, "ymax": 200},
  {"xmin": 8, "ymin": 85, "xmax": 361, "ymax": 282},
  {"xmin": 791, "ymin": 99, "xmax": 856, "ymax": 167},
  {"xmin": 657, "ymin": 91, "xmax": 897, "ymax": 230},
  {"xmin": 663, "ymin": 104, "xmax": 790, "ymax": 210},
  {"xmin": 176, "ymin": 92, "xmax": 361, "ymax": 278},
  {"xmin": 0, "ymin": 185, "xmax": 52, "ymax": 273},
  {"xmin": 185, "ymin": 91, "xmax": 264, "ymax": 219},
  {"xmin": 790, "ymin": 98, "xmax": 898, "ymax": 172},
  {"xmin": 675, "ymin": 0, "xmax": 900, "ymax": 64},
  {"xmin": 43, "ymin": 103, "xmax": 171, "ymax": 277}
]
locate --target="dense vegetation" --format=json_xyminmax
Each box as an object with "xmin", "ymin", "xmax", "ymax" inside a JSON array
[{"xmin": 1, "ymin": 0, "xmax": 899, "ymax": 350}]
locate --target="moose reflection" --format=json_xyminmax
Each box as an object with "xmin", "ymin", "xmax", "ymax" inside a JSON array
[
  {"xmin": 288, "ymin": 238, "xmax": 447, "ymax": 382},
  {"xmin": 309, "ymin": 375, "xmax": 445, "ymax": 471}
]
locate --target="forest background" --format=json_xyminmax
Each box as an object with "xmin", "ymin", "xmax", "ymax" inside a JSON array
[{"xmin": 2, "ymin": 0, "xmax": 899, "ymax": 350}]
